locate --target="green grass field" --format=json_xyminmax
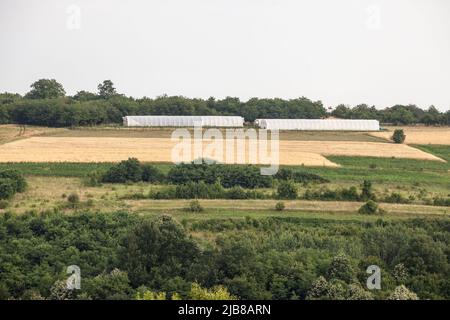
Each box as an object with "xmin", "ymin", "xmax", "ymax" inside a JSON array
[{"xmin": 1, "ymin": 145, "xmax": 448, "ymax": 188}]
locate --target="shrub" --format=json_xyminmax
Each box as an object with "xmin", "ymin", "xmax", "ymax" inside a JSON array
[
  {"xmin": 82, "ymin": 171, "xmax": 103, "ymax": 187},
  {"xmin": 187, "ymin": 200, "xmax": 204, "ymax": 213},
  {"xmin": 0, "ymin": 170, "xmax": 27, "ymax": 192},
  {"xmin": 0, "ymin": 179, "xmax": 16, "ymax": 200},
  {"xmin": 276, "ymin": 180, "xmax": 298, "ymax": 199},
  {"xmin": 326, "ymin": 253, "xmax": 356, "ymax": 283},
  {"xmin": 141, "ymin": 164, "xmax": 165, "ymax": 183},
  {"xmin": 383, "ymin": 192, "xmax": 409, "ymax": 204},
  {"xmin": 275, "ymin": 168, "xmax": 329, "ymax": 184},
  {"xmin": 0, "ymin": 200, "xmax": 9, "ymax": 209},
  {"xmin": 167, "ymin": 162, "xmax": 272, "ymax": 189},
  {"xmin": 358, "ymin": 200, "xmax": 380, "ymax": 215},
  {"xmin": 102, "ymin": 158, "xmax": 143, "ymax": 183},
  {"xmin": 387, "ymin": 285, "xmax": 418, "ymax": 300},
  {"xmin": 433, "ymin": 197, "xmax": 450, "ymax": 207},
  {"xmin": 361, "ymin": 180, "xmax": 375, "ymax": 201},
  {"xmin": 226, "ymin": 186, "xmax": 248, "ymax": 199},
  {"xmin": 67, "ymin": 193, "xmax": 80, "ymax": 207},
  {"xmin": 392, "ymin": 129, "xmax": 406, "ymax": 144},
  {"xmin": 275, "ymin": 202, "xmax": 285, "ymax": 211}
]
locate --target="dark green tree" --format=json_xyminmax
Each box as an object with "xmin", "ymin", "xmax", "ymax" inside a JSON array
[
  {"xmin": 98, "ymin": 80, "xmax": 117, "ymax": 99},
  {"xmin": 392, "ymin": 129, "xmax": 406, "ymax": 144},
  {"xmin": 25, "ymin": 79, "xmax": 65, "ymax": 99}
]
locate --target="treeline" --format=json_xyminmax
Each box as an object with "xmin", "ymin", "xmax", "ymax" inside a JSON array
[
  {"xmin": 94, "ymin": 158, "xmax": 327, "ymax": 189},
  {"xmin": 0, "ymin": 212, "xmax": 448, "ymax": 300},
  {"xmin": 0, "ymin": 79, "xmax": 449, "ymax": 127}
]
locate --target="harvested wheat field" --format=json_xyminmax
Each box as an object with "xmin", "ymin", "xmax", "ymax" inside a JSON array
[
  {"xmin": 0, "ymin": 136, "xmax": 444, "ymax": 165},
  {"xmin": 370, "ymin": 126, "xmax": 450, "ymax": 145}
]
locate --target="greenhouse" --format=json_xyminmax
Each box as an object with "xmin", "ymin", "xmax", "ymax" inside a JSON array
[
  {"xmin": 123, "ymin": 115, "xmax": 244, "ymax": 127},
  {"xmin": 257, "ymin": 119, "xmax": 380, "ymax": 131}
]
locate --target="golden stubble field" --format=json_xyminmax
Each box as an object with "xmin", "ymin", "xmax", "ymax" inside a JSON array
[
  {"xmin": 0, "ymin": 136, "xmax": 443, "ymax": 165},
  {"xmin": 369, "ymin": 126, "xmax": 450, "ymax": 145}
]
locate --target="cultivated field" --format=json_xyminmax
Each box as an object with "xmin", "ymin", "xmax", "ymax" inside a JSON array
[
  {"xmin": 0, "ymin": 136, "xmax": 443, "ymax": 165},
  {"xmin": 370, "ymin": 126, "xmax": 450, "ymax": 145}
]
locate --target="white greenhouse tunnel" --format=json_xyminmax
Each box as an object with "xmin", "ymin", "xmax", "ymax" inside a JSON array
[{"xmin": 123, "ymin": 116, "xmax": 244, "ymax": 127}]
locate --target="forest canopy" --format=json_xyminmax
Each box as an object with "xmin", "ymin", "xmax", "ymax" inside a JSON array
[{"xmin": 0, "ymin": 79, "xmax": 449, "ymax": 127}]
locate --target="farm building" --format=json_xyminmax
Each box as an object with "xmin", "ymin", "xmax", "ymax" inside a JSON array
[
  {"xmin": 123, "ymin": 115, "xmax": 244, "ymax": 127},
  {"xmin": 257, "ymin": 119, "xmax": 380, "ymax": 131}
]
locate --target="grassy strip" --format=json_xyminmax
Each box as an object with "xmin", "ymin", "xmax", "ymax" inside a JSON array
[{"xmin": 0, "ymin": 145, "xmax": 448, "ymax": 187}]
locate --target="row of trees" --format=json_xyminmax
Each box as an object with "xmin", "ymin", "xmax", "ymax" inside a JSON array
[
  {"xmin": 0, "ymin": 79, "xmax": 449, "ymax": 126},
  {"xmin": 0, "ymin": 212, "xmax": 447, "ymax": 300},
  {"xmin": 96, "ymin": 158, "xmax": 327, "ymax": 190}
]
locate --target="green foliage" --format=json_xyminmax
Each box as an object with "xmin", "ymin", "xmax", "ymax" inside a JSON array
[
  {"xmin": 82, "ymin": 171, "xmax": 103, "ymax": 187},
  {"xmin": 187, "ymin": 200, "xmax": 204, "ymax": 213},
  {"xmin": 83, "ymin": 269, "xmax": 132, "ymax": 300},
  {"xmin": 387, "ymin": 285, "xmax": 419, "ymax": 300},
  {"xmin": 67, "ymin": 193, "xmax": 80, "ymax": 206},
  {"xmin": 326, "ymin": 253, "xmax": 357, "ymax": 283},
  {"xmin": 392, "ymin": 129, "xmax": 406, "ymax": 144},
  {"xmin": 102, "ymin": 158, "xmax": 144, "ymax": 183},
  {"xmin": 0, "ymin": 170, "xmax": 27, "ymax": 193},
  {"xmin": 276, "ymin": 180, "xmax": 298, "ymax": 199},
  {"xmin": 275, "ymin": 202, "xmax": 285, "ymax": 211},
  {"xmin": 119, "ymin": 215, "xmax": 201, "ymax": 289},
  {"xmin": 358, "ymin": 200, "xmax": 380, "ymax": 215},
  {"xmin": 136, "ymin": 283, "xmax": 236, "ymax": 300},
  {"xmin": 360, "ymin": 180, "xmax": 375, "ymax": 201},
  {"xmin": 0, "ymin": 200, "xmax": 9, "ymax": 209},
  {"xmin": 167, "ymin": 162, "xmax": 272, "ymax": 189},
  {"xmin": 136, "ymin": 290, "xmax": 168, "ymax": 300},
  {"xmin": 0, "ymin": 179, "xmax": 16, "ymax": 200},
  {"xmin": 0, "ymin": 169, "xmax": 27, "ymax": 200},
  {"xmin": 0, "ymin": 212, "xmax": 448, "ymax": 300},
  {"xmin": 25, "ymin": 79, "xmax": 65, "ymax": 99},
  {"xmin": 1, "ymin": 79, "xmax": 448, "ymax": 126},
  {"xmin": 274, "ymin": 168, "xmax": 329, "ymax": 184},
  {"xmin": 141, "ymin": 164, "xmax": 165, "ymax": 183},
  {"xmin": 189, "ymin": 283, "xmax": 237, "ymax": 300},
  {"xmin": 97, "ymin": 80, "xmax": 117, "ymax": 99},
  {"xmin": 149, "ymin": 181, "xmax": 266, "ymax": 200}
]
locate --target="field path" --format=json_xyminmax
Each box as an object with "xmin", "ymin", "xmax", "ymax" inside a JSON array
[{"xmin": 0, "ymin": 137, "xmax": 443, "ymax": 165}]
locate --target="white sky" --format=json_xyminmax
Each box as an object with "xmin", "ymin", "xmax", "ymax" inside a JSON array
[{"xmin": 0, "ymin": 0, "xmax": 449, "ymax": 111}]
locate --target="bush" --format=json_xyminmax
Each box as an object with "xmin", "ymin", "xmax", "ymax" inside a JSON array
[
  {"xmin": 275, "ymin": 202, "xmax": 285, "ymax": 211},
  {"xmin": 275, "ymin": 168, "xmax": 329, "ymax": 184},
  {"xmin": 0, "ymin": 200, "xmax": 9, "ymax": 209},
  {"xmin": 0, "ymin": 179, "xmax": 16, "ymax": 200},
  {"xmin": 433, "ymin": 197, "xmax": 450, "ymax": 207},
  {"xmin": 392, "ymin": 129, "xmax": 406, "ymax": 144},
  {"xmin": 82, "ymin": 171, "xmax": 103, "ymax": 187},
  {"xmin": 102, "ymin": 158, "xmax": 143, "ymax": 183},
  {"xmin": 67, "ymin": 193, "xmax": 80, "ymax": 207},
  {"xmin": 361, "ymin": 180, "xmax": 375, "ymax": 201},
  {"xmin": 226, "ymin": 186, "xmax": 249, "ymax": 199},
  {"xmin": 141, "ymin": 164, "xmax": 165, "ymax": 183},
  {"xmin": 358, "ymin": 200, "xmax": 380, "ymax": 215},
  {"xmin": 276, "ymin": 180, "xmax": 298, "ymax": 199},
  {"xmin": 0, "ymin": 170, "xmax": 27, "ymax": 192},
  {"xmin": 187, "ymin": 200, "xmax": 204, "ymax": 213},
  {"xmin": 167, "ymin": 162, "xmax": 273, "ymax": 189},
  {"xmin": 383, "ymin": 192, "xmax": 410, "ymax": 204}
]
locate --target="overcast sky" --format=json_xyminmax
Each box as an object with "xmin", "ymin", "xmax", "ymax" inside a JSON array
[{"xmin": 0, "ymin": 0, "xmax": 449, "ymax": 110}]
